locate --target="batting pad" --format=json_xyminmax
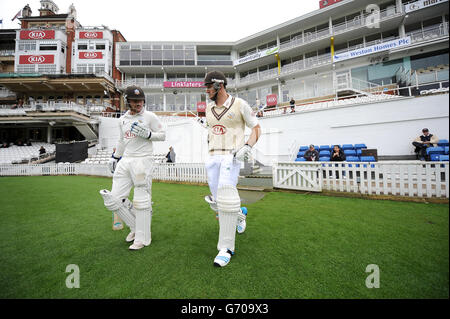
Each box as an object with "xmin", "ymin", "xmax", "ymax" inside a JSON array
[
  {"xmin": 132, "ymin": 186, "xmax": 152, "ymax": 246},
  {"xmin": 100, "ymin": 189, "xmax": 136, "ymax": 232},
  {"xmin": 216, "ymin": 184, "xmax": 241, "ymax": 252}
]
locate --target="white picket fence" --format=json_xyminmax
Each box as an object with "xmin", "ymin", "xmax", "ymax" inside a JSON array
[
  {"xmin": 0, "ymin": 163, "xmax": 208, "ymax": 184},
  {"xmin": 1, "ymin": 161, "xmax": 448, "ymax": 198},
  {"xmin": 273, "ymin": 161, "xmax": 449, "ymax": 198}
]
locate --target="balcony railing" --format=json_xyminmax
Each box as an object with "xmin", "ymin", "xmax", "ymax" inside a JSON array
[
  {"xmin": 0, "ymin": 50, "xmax": 15, "ymax": 57},
  {"xmin": 116, "ymin": 79, "xmax": 164, "ymax": 89}
]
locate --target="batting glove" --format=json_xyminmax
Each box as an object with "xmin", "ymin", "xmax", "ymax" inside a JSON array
[
  {"xmin": 109, "ymin": 154, "xmax": 120, "ymax": 174},
  {"xmin": 131, "ymin": 122, "xmax": 152, "ymax": 139},
  {"xmin": 234, "ymin": 144, "xmax": 252, "ymax": 162}
]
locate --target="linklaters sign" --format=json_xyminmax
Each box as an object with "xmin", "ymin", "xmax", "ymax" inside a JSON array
[{"xmin": 233, "ymin": 47, "xmax": 279, "ymax": 66}]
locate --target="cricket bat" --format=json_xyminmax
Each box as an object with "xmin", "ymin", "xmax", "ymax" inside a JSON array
[{"xmin": 112, "ymin": 212, "xmax": 124, "ymax": 230}]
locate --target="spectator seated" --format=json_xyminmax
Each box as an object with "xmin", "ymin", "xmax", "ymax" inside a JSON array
[{"xmin": 437, "ymin": 139, "xmax": 449, "ymax": 147}]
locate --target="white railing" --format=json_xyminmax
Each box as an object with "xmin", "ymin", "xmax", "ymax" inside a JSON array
[
  {"xmin": 116, "ymin": 79, "xmax": 164, "ymax": 89},
  {"xmin": 0, "ymin": 102, "xmax": 108, "ymax": 116},
  {"xmin": 0, "ymin": 162, "xmax": 208, "ymax": 183},
  {"xmin": 273, "ymin": 161, "xmax": 449, "ymax": 198}
]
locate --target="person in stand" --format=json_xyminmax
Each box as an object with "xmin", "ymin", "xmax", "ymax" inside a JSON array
[
  {"xmin": 330, "ymin": 145, "xmax": 346, "ymax": 162},
  {"xmin": 166, "ymin": 146, "xmax": 176, "ymax": 163},
  {"xmin": 412, "ymin": 128, "xmax": 439, "ymax": 161},
  {"xmin": 304, "ymin": 144, "xmax": 319, "ymax": 161},
  {"xmin": 289, "ymin": 97, "xmax": 296, "ymax": 113},
  {"xmin": 39, "ymin": 146, "xmax": 46, "ymax": 156}
]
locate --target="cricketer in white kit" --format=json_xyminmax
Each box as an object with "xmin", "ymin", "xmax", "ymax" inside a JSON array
[
  {"xmin": 203, "ymin": 71, "xmax": 261, "ymax": 267},
  {"xmin": 100, "ymin": 85, "xmax": 166, "ymax": 250}
]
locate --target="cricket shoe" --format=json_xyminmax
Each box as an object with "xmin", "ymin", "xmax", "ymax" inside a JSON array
[
  {"xmin": 237, "ymin": 207, "xmax": 248, "ymax": 234},
  {"xmin": 213, "ymin": 248, "xmax": 234, "ymax": 267},
  {"xmin": 129, "ymin": 241, "xmax": 145, "ymax": 250},
  {"xmin": 125, "ymin": 231, "xmax": 135, "ymax": 242}
]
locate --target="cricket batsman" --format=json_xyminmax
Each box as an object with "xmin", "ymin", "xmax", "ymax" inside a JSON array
[
  {"xmin": 100, "ymin": 85, "xmax": 166, "ymax": 250},
  {"xmin": 203, "ymin": 71, "xmax": 261, "ymax": 267}
]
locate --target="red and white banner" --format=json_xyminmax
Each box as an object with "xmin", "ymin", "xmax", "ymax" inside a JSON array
[
  {"xmin": 319, "ymin": 0, "xmax": 343, "ymax": 9},
  {"xmin": 19, "ymin": 55, "xmax": 54, "ymax": 64},
  {"xmin": 197, "ymin": 101, "xmax": 207, "ymax": 112},
  {"xmin": 20, "ymin": 30, "xmax": 55, "ymax": 40},
  {"xmin": 79, "ymin": 31, "xmax": 103, "ymax": 39},
  {"xmin": 79, "ymin": 52, "xmax": 103, "ymax": 59},
  {"xmin": 266, "ymin": 94, "xmax": 277, "ymax": 106},
  {"xmin": 164, "ymin": 81, "xmax": 205, "ymax": 88}
]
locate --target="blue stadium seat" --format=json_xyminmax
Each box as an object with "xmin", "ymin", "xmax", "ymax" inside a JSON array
[
  {"xmin": 437, "ymin": 139, "xmax": 449, "ymax": 147},
  {"xmin": 354, "ymin": 143, "xmax": 367, "ymax": 149},
  {"xmin": 426, "ymin": 147, "xmax": 445, "ymax": 155},
  {"xmin": 445, "ymin": 147, "xmax": 449, "ymax": 155},
  {"xmin": 346, "ymin": 156, "xmax": 360, "ymax": 162},
  {"xmin": 299, "ymin": 146, "xmax": 309, "ymax": 152},
  {"xmin": 319, "ymin": 157, "xmax": 330, "ymax": 162},
  {"xmin": 297, "ymin": 151, "xmax": 305, "ymax": 158},
  {"xmin": 439, "ymin": 155, "xmax": 449, "ymax": 161},
  {"xmin": 360, "ymin": 156, "xmax": 376, "ymax": 162},
  {"xmin": 430, "ymin": 154, "xmax": 441, "ymax": 161},
  {"xmin": 319, "ymin": 145, "xmax": 331, "ymax": 151},
  {"xmin": 319, "ymin": 150, "xmax": 331, "ymax": 157},
  {"xmin": 295, "ymin": 157, "xmax": 306, "ymax": 162},
  {"xmin": 344, "ymin": 149, "xmax": 357, "ymax": 156},
  {"xmin": 342, "ymin": 144, "xmax": 354, "ymax": 150},
  {"xmin": 356, "ymin": 149, "xmax": 362, "ymax": 156}
]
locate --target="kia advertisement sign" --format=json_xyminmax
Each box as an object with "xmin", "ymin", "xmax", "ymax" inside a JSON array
[
  {"xmin": 319, "ymin": 0, "xmax": 343, "ymax": 9},
  {"xmin": 20, "ymin": 30, "xmax": 55, "ymax": 40},
  {"xmin": 266, "ymin": 94, "xmax": 278, "ymax": 106},
  {"xmin": 164, "ymin": 81, "xmax": 206, "ymax": 88},
  {"xmin": 79, "ymin": 52, "xmax": 103, "ymax": 59},
  {"xmin": 197, "ymin": 101, "xmax": 207, "ymax": 113},
  {"xmin": 19, "ymin": 55, "xmax": 54, "ymax": 65},
  {"xmin": 79, "ymin": 31, "xmax": 103, "ymax": 39}
]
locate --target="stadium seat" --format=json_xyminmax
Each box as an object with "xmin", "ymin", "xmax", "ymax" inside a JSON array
[
  {"xmin": 360, "ymin": 156, "xmax": 376, "ymax": 162},
  {"xmin": 439, "ymin": 155, "xmax": 449, "ymax": 161},
  {"xmin": 430, "ymin": 154, "xmax": 441, "ymax": 161},
  {"xmin": 297, "ymin": 151, "xmax": 305, "ymax": 158},
  {"xmin": 319, "ymin": 150, "xmax": 331, "ymax": 157},
  {"xmin": 445, "ymin": 147, "xmax": 449, "ymax": 155},
  {"xmin": 319, "ymin": 157, "xmax": 330, "ymax": 162},
  {"xmin": 342, "ymin": 144, "xmax": 354, "ymax": 150},
  {"xmin": 299, "ymin": 146, "xmax": 309, "ymax": 152},
  {"xmin": 346, "ymin": 156, "xmax": 360, "ymax": 162},
  {"xmin": 295, "ymin": 157, "xmax": 306, "ymax": 162},
  {"xmin": 354, "ymin": 143, "xmax": 367, "ymax": 149},
  {"xmin": 356, "ymin": 149, "xmax": 362, "ymax": 156},
  {"xmin": 344, "ymin": 149, "xmax": 357, "ymax": 156},
  {"xmin": 319, "ymin": 145, "xmax": 331, "ymax": 151},
  {"xmin": 426, "ymin": 147, "xmax": 445, "ymax": 155},
  {"xmin": 437, "ymin": 139, "xmax": 449, "ymax": 147}
]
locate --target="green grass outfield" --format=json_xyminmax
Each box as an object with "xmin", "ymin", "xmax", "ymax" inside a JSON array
[{"xmin": 0, "ymin": 176, "xmax": 448, "ymax": 299}]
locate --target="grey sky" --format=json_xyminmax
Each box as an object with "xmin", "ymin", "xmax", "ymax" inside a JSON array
[{"xmin": 0, "ymin": 0, "xmax": 319, "ymax": 42}]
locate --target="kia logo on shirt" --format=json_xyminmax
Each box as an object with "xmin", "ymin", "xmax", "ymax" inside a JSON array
[
  {"xmin": 212, "ymin": 125, "xmax": 227, "ymax": 135},
  {"xmin": 79, "ymin": 52, "xmax": 103, "ymax": 59},
  {"xmin": 19, "ymin": 55, "xmax": 54, "ymax": 64}
]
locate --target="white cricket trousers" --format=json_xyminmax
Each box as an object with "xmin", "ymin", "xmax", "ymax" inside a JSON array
[{"xmin": 205, "ymin": 154, "xmax": 241, "ymax": 252}]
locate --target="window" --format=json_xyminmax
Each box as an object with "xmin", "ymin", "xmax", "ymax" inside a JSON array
[
  {"xmin": 96, "ymin": 44, "xmax": 106, "ymax": 50},
  {"xmin": 78, "ymin": 44, "xmax": 88, "ymax": 50},
  {"xmin": 39, "ymin": 45, "xmax": 57, "ymax": 51}
]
